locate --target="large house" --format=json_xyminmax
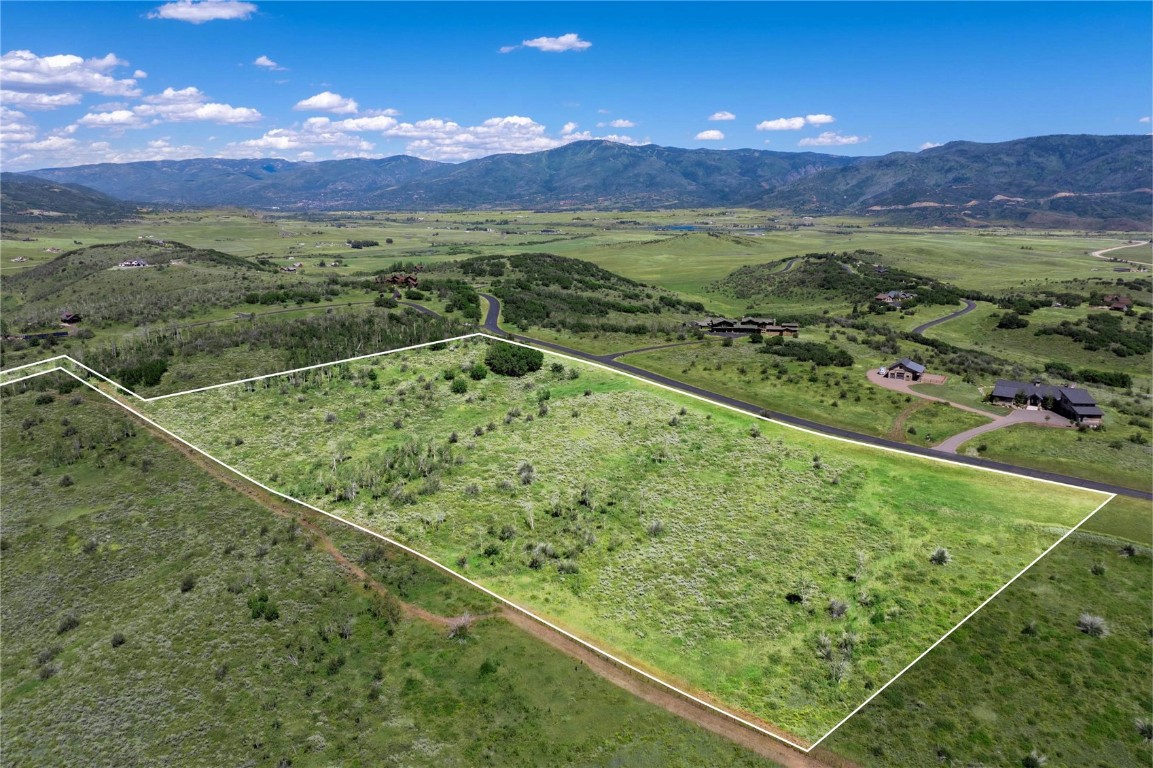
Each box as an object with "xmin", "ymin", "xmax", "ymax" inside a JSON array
[
  {"xmin": 873, "ymin": 290, "xmax": 916, "ymax": 306},
  {"xmin": 989, "ymin": 380, "xmax": 1103, "ymax": 426},
  {"xmin": 694, "ymin": 317, "xmax": 800, "ymax": 336}
]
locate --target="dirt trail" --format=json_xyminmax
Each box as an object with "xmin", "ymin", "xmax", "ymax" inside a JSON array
[
  {"xmin": 1090, "ymin": 240, "xmax": 1150, "ymax": 264},
  {"xmin": 124, "ymin": 402, "xmax": 849, "ymax": 767},
  {"xmin": 887, "ymin": 400, "xmax": 929, "ymax": 442}
]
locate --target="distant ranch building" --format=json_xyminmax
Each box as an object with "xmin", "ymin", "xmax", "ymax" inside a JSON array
[
  {"xmin": 1101, "ymin": 294, "xmax": 1133, "ymax": 311},
  {"xmin": 989, "ymin": 380, "xmax": 1103, "ymax": 426},
  {"xmin": 695, "ymin": 317, "xmax": 799, "ymax": 336}
]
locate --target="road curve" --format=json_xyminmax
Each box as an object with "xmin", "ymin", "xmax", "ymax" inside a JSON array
[
  {"xmin": 478, "ymin": 293, "xmax": 1149, "ymax": 501},
  {"xmin": 911, "ymin": 299, "xmax": 977, "ymax": 336}
]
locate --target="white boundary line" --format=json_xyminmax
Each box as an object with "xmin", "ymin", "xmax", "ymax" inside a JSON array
[
  {"xmin": 0, "ymin": 367, "xmax": 66, "ymax": 388},
  {"xmin": 809, "ymin": 492, "xmax": 1114, "ymax": 749},
  {"xmin": 0, "ymin": 336, "xmax": 1118, "ymax": 753},
  {"xmin": 42, "ymin": 365, "xmax": 814, "ymax": 753}
]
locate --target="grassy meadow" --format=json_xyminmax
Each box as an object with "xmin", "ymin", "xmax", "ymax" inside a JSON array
[
  {"xmin": 823, "ymin": 494, "xmax": 1152, "ymax": 767},
  {"xmin": 618, "ymin": 332, "xmax": 991, "ymax": 442},
  {"xmin": 0, "ymin": 376, "xmax": 775, "ymax": 767},
  {"xmin": 961, "ymin": 422, "xmax": 1153, "ymax": 491},
  {"xmin": 138, "ymin": 337, "xmax": 1106, "ymax": 741}
]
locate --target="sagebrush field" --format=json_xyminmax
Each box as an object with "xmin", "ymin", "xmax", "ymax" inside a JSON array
[{"xmin": 138, "ymin": 336, "xmax": 1106, "ymax": 740}]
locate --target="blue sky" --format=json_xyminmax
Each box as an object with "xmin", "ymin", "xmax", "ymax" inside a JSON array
[{"xmin": 1, "ymin": 1, "xmax": 1149, "ymax": 170}]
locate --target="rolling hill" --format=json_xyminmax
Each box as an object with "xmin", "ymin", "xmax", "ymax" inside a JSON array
[{"xmin": 0, "ymin": 172, "xmax": 140, "ymax": 224}]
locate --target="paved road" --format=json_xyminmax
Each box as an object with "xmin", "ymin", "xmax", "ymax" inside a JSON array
[
  {"xmin": 911, "ymin": 299, "xmax": 977, "ymax": 336},
  {"xmin": 478, "ymin": 293, "xmax": 1150, "ymax": 501}
]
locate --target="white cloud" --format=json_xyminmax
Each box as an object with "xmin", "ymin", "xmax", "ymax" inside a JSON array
[
  {"xmin": 919, "ymin": 141, "xmax": 943, "ymax": 150},
  {"xmin": 148, "ymin": 0, "xmax": 257, "ymax": 23},
  {"xmin": 133, "ymin": 69, "xmax": 148, "ymax": 79},
  {"xmin": 174, "ymin": 102, "xmax": 262, "ymax": 123},
  {"xmin": 695, "ymin": 130, "xmax": 724, "ymax": 141},
  {"xmin": 222, "ymin": 113, "xmax": 642, "ymax": 162},
  {"xmin": 561, "ymin": 121, "xmax": 578, "ymax": 135},
  {"xmin": 0, "ymin": 91, "xmax": 83, "ymax": 110},
  {"xmin": 3, "ymin": 133, "xmax": 208, "ymax": 169},
  {"xmin": 708, "ymin": 111, "xmax": 736, "ymax": 121},
  {"xmin": 0, "ymin": 107, "xmax": 37, "ymax": 147},
  {"xmin": 74, "ymin": 86, "xmax": 262, "ymax": 128},
  {"xmin": 798, "ymin": 131, "xmax": 867, "ymax": 147},
  {"xmin": 293, "ymin": 91, "xmax": 358, "ymax": 114},
  {"xmin": 77, "ymin": 109, "xmax": 145, "ymax": 128},
  {"xmin": 0, "ymin": 50, "xmax": 141, "ymax": 106},
  {"xmin": 757, "ymin": 114, "xmax": 836, "ymax": 131},
  {"xmin": 253, "ymin": 55, "xmax": 285, "ymax": 71},
  {"xmin": 503, "ymin": 33, "xmax": 591, "ymax": 53},
  {"xmin": 222, "ymin": 124, "xmax": 375, "ymax": 156},
  {"xmin": 144, "ymin": 86, "xmax": 207, "ymax": 104},
  {"xmin": 22, "ymin": 135, "xmax": 78, "ymax": 152},
  {"xmin": 329, "ymin": 115, "xmax": 398, "ymax": 131},
  {"xmin": 1140, "ymin": 116, "xmax": 1151, "ymax": 123},
  {"xmin": 597, "ymin": 108, "xmax": 611, "ymax": 114},
  {"xmin": 608, "ymin": 118, "xmax": 635, "ymax": 128},
  {"xmin": 756, "ymin": 116, "xmax": 806, "ymax": 131}
]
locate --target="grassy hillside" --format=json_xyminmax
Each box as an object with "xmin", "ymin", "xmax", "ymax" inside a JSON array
[
  {"xmin": 0, "ymin": 172, "xmax": 138, "ymax": 224},
  {"xmin": 823, "ymin": 495, "xmax": 1152, "ymax": 767},
  {"xmin": 1, "ymin": 240, "xmax": 349, "ymax": 333},
  {"xmin": 0, "ymin": 375, "xmax": 774, "ymax": 767},
  {"xmin": 139, "ymin": 337, "xmax": 1105, "ymax": 741}
]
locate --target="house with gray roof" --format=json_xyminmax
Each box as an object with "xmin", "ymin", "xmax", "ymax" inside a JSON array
[
  {"xmin": 884, "ymin": 358, "xmax": 925, "ymax": 381},
  {"xmin": 989, "ymin": 379, "xmax": 1103, "ymax": 426}
]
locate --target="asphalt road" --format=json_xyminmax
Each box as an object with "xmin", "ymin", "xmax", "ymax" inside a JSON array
[
  {"xmin": 911, "ymin": 299, "xmax": 978, "ymax": 336},
  {"xmin": 478, "ymin": 292, "xmax": 1150, "ymax": 501}
]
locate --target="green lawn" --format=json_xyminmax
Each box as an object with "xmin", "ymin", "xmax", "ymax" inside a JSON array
[
  {"xmin": 0, "ymin": 377, "xmax": 775, "ymax": 767},
  {"xmin": 822, "ymin": 496, "xmax": 1152, "ymax": 767},
  {"xmin": 902, "ymin": 401, "xmax": 993, "ymax": 447},
  {"xmin": 138, "ymin": 337, "xmax": 1106, "ymax": 741},
  {"xmin": 962, "ymin": 422, "xmax": 1153, "ymax": 492},
  {"xmin": 619, "ymin": 336, "xmax": 928, "ymax": 440}
]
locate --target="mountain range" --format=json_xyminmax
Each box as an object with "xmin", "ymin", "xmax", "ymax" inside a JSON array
[{"xmin": 10, "ymin": 134, "xmax": 1151, "ymax": 228}]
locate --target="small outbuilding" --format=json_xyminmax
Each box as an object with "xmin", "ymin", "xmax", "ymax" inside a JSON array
[
  {"xmin": 60, "ymin": 312, "xmax": 81, "ymax": 325},
  {"xmin": 884, "ymin": 358, "xmax": 925, "ymax": 382}
]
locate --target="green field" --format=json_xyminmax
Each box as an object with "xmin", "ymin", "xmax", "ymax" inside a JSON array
[
  {"xmin": 961, "ymin": 422, "xmax": 1153, "ymax": 491},
  {"xmin": 0, "ymin": 377, "xmax": 775, "ymax": 767},
  {"xmin": 135, "ymin": 337, "xmax": 1105, "ymax": 741},
  {"xmin": 922, "ymin": 302, "xmax": 1152, "ymax": 386},
  {"xmin": 824, "ymin": 495, "xmax": 1152, "ymax": 767},
  {"xmin": 618, "ymin": 332, "xmax": 990, "ymax": 442}
]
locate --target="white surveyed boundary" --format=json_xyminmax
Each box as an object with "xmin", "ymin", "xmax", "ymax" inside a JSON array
[{"xmin": 1, "ymin": 334, "xmax": 1117, "ymax": 753}]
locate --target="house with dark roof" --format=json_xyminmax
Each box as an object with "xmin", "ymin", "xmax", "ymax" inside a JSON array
[
  {"xmin": 694, "ymin": 317, "xmax": 799, "ymax": 336},
  {"xmin": 884, "ymin": 358, "xmax": 925, "ymax": 381},
  {"xmin": 1102, "ymin": 294, "xmax": 1133, "ymax": 311},
  {"xmin": 989, "ymin": 379, "xmax": 1103, "ymax": 426}
]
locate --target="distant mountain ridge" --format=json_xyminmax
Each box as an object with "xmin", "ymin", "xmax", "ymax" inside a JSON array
[{"xmin": 18, "ymin": 135, "xmax": 1152, "ymax": 227}]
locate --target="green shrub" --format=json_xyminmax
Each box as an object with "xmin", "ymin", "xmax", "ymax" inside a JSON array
[{"xmin": 484, "ymin": 342, "xmax": 544, "ymax": 377}]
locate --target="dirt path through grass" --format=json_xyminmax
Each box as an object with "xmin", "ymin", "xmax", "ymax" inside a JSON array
[{"xmin": 887, "ymin": 400, "xmax": 930, "ymax": 441}]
